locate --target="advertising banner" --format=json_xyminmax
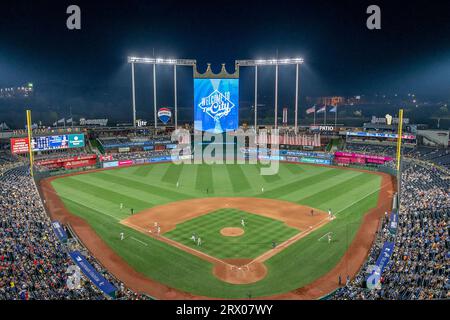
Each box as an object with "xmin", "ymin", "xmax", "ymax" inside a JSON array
[
  {"xmin": 334, "ymin": 152, "xmax": 393, "ymax": 164},
  {"xmin": 69, "ymin": 251, "xmax": 117, "ymax": 297},
  {"xmin": 157, "ymin": 108, "xmax": 172, "ymax": 124},
  {"xmin": 365, "ymin": 242, "xmax": 394, "ymax": 288},
  {"xmin": 118, "ymin": 160, "xmax": 133, "ymax": 167},
  {"xmin": 68, "ymin": 134, "xmax": 85, "ymax": 148},
  {"xmin": 149, "ymin": 156, "xmax": 172, "ymax": 162},
  {"xmin": 143, "ymin": 146, "xmax": 154, "ymax": 151},
  {"xmin": 51, "ymin": 221, "xmax": 68, "ymax": 243},
  {"xmin": 389, "ymin": 211, "xmax": 398, "ymax": 234},
  {"xmin": 10, "ymin": 137, "xmax": 30, "ymax": 154},
  {"xmin": 346, "ymin": 131, "xmax": 415, "ymax": 140},
  {"xmin": 63, "ymin": 159, "xmax": 97, "ymax": 169},
  {"xmin": 103, "ymin": 161, "xmax": 119, "ymax": 168},
  {"xmin": 194, "ymin": 78, "xmax": 239, "ymax": 133}
]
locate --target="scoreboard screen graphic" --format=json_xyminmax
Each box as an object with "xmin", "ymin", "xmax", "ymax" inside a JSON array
[{"xmin": 194, "ymin": 78, "xmax": 239, "ymax": 133}]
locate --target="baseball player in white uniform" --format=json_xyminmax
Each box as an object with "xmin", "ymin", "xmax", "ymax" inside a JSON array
[{"xmin": 120, "ymin": 232, "xmax": 124, "ymax": 241}]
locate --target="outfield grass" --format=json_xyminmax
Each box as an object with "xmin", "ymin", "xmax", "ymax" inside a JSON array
[
  {"xmin": 51, "ymin": 162, "xmax": 382, "ymax": 298},
  {"xmin": 164, "ymin": 208, "xmax": 299, "ymax": 259}
]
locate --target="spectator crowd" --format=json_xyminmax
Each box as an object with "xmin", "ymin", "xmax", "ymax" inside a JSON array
[
  {"xmin": 0, "ymin": 162, "xmax": 148, "ymax": 299},
  {"xmin": 332, "ymin": 160, "xmax": 449, "ymax": 299}
]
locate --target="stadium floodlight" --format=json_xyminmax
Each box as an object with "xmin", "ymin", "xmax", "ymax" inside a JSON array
[
  {"xmin": 128, "ymin": 56, "xmax": 196, "ymax": 129},
  {"xmin": 127, "ymin": 56, "xmax": 196, "ymax": 66},
  {"xmin": 236, "ymin": 58, "xmax": 304, "ymax": 66},
  {"xmin": 236, "ymin": 57, "xmax": 304, "ymax": 131}
]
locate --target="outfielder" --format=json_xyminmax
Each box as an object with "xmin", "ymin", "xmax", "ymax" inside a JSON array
[
  {"xmin": 328, "ymin": 233, "xmax": 332, "ymax": 244},
  {"xmin": 120, "ymin": 232, "xmax": 124, "ymax": 241},
  {"xmin": 120, "ymin": 203, "xmax": 123, "ymax": 210},
  {"xmin": 197, "ymin": 237, "xmax": 202, "ymax": 246}
]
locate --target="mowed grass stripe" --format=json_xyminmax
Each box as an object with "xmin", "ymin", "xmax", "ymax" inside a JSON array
[
  {"xmin": 55, "ymin": 177, "xmax": 154, "ymax": 210},
  {"xmin": 195, "ymin": 164, "xmax": 214, "ymax": 194},
  {"xmin": 69, "ymin": 175, "xmax": 161, "ymax": 207},
  {"xmin": 261, "ymin": 168, "xmax": 345, "ymax": 198},
  {"xmin": 282, "ymin": 170, "xmax": 361, "ymax": 202},
  {"xmin": 97, "ymin": 171, "xmax": 191, "ymax": 201},
  {"xmin": 132, "ymin": 164, "xmax": 156, "ymax": 177},
  {"xmin": 284, "ymin": 163, "xmax": 307, "ymax": 174},
  {"xmin": 225, "ymin": 164, "xmax": 252, "ymax": 193},
  {"xmin": 161, "ymin": 163, "xmax": 184, "ymax": 184},
  {"xmin": 57, "ymin": 195, "xmax": 122, "ymax": 221},
  {"xmin": 298, "ymin": 173, "xmax": 379, "ymax": 208}
]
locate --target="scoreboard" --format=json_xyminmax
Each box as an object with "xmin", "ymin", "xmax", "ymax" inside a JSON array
[
  {"xmin": 33, "ymin": 135, "xmax": 69, "ymax": 151},
  {"xmin": 10, "ymin": 134, "xmax": 85, "ymax": 154}
]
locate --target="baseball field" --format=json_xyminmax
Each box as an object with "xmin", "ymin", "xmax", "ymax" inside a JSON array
[{"xmin": 42, "ymin": 162, "xmax": 394, "ymax": 299}]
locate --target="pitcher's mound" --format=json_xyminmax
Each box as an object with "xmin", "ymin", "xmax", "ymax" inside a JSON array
[
  {"xmin": 213, "ymin": 259, "xmax": 267, "ymax": 284},
  {"xmin": 220, "ymin": 227, "xmax": 244, "ymax": 237}
]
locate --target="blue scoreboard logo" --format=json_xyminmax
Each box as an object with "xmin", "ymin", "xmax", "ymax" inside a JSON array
[{"xmin": 194, "ymin": 78, "xmax": 239, "ymax": 133}]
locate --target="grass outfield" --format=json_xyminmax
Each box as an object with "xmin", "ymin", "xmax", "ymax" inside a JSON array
[
  {"xmin": 164, "ymin": 208, "xmax": 299, "ymax": 259},
  {"xmin": 51, "ymin": 162, "xmax": 382, "ymax": 298}
]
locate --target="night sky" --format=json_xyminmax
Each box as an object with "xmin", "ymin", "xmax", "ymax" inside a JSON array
[{"xmin": 0, "ymin": 0, "xmax": 449, "ymax": 124}]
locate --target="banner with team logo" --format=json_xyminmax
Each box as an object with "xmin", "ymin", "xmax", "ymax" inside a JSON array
[
  {"xmin": 69, "ymin": 251, "xmax": 117, "ymax": 297},
  {"xmin": 194, "ymin": 78, "xmax": 239, "ymax": 133},
  {"xmin": 51, "ymin": 221, "xmax": 68, "ymax": 243}
]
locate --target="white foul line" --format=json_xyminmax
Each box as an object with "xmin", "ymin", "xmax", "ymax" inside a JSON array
[{"xmin": 130, "ymin": 236, "xmax": 148, "ymax": 246}]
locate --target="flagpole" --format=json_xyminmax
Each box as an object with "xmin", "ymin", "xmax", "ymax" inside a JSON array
[
  {"xmin": 324, "ymin": 106, "xmax": 327, "ymax": 125},
  {"xmin": 313, "ymin": 109, "xmax": 316, "ymax": 125},
  {"xmin": 335, "ymin": 105, "xmax": 338, "ymax": 128}
]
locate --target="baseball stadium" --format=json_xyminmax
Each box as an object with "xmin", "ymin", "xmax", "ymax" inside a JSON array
[
  {"xmin": 1, "ymin": 57, "xmax": 448, "ymax": 300},
  {"xmin": 1, "ymin": 1, "xmax": 449, "ymax": 304}
]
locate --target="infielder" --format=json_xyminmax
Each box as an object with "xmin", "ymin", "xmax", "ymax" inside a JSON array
[
  {"xmin": 328, "ymin": 208, "xmax": 333, "ymax": 220},
  {"xmin": 241, "ymin": 218, "xmax": 246, "ymax": 228}
]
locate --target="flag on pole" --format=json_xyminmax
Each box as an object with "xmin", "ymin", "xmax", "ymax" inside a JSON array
[
  {"xmin": 317, "ymin": 106, "xmax": 326, "ymax": 113},
  {"xmin": 57, "ymin": 118, "xmax": 65, "ymax": 124},
  {"xmin": 66, "ymin": 118, "xmax": 73, "ymax": 123},
  {"xmin": 52, "ymin": 121, "xmax": 57, "ymax": 126},
  {"xmin": 329, "ymin": 107, "xmax": 337, "ymax": 112},
  {"xmin": 306, "ymin": 106, "xmax": 316, "ymax": 114}
]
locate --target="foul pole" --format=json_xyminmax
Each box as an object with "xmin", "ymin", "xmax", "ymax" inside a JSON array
[
  {"xmin": 26, "ymin": 110, "xmax": 34, "ymax": 177},
  {"xmin": 396, "ymin": 109, "xmax": 404, "ymax": 200},
  {"xmin": 396, "ymin": 109, "xmax": 404, "ymax": 170}
]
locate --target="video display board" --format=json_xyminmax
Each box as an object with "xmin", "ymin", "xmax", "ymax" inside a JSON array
[
  {"xmin": 194, "ymin": 78, "xmax": 239, "ymax": 133},
  {"xmin": 10, "ymin": 134, "xmax": 85, "ymax": 154}
]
